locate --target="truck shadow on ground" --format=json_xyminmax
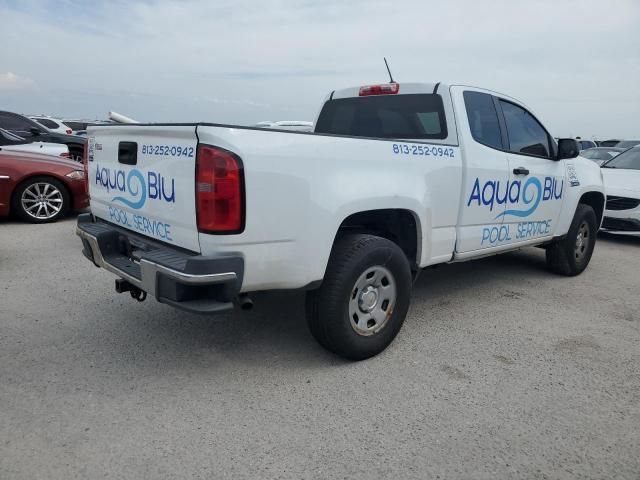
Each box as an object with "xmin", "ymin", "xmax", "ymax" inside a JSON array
[
  {"xmin": 598, "ymin": 231, "xmax": 640, "ymax": 247},
  {"xmin": 76, "ymin": 247, "xmax": 555, "ymax": 370}
]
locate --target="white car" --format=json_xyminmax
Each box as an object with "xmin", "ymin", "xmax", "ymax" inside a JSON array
[
  {"xmin": 77, "ymin": 81, "xmax": 605, "ymax": 360},
  {"xmin": 579, "ymin": 147, "xmax": 624, "ymax": 166},
  {"xmin": 29, "ymin": 116, "xmax": 73, "ymax": 135},
  {"xmin": 601, "ymin": 145, "xmax": 640, "ymax": 234},
  {"xmin": 0, "ymin": 128, "xmax": 70, "ymax": 158}
]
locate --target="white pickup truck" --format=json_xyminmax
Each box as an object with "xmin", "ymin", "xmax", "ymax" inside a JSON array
[{"xmin": 78, "ymin": 81, "xmax": 605, "ymax": 360}]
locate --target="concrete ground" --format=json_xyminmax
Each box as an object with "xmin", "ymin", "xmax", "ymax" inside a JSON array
[{"xmin": 1, "ymin": 216, "xmax": 638, "ymax": 479}]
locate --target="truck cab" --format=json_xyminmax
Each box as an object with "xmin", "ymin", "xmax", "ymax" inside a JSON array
[{"xmin": 313, "ymin": 82, "xmax": 604, "ymax": 259}]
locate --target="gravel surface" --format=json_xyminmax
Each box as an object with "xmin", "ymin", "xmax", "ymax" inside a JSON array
[{"xmin": 1, "ymin": 217, "xmax": 639, "ymax": 479}]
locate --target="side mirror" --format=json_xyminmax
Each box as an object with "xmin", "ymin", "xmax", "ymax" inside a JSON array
[
  {"xmin": 557, "ymin": 138, "xmax": 579, "ymax": 160},
  {"xmin": 29, "ymin": 127, "xmax": 41, "ymax": 136}
]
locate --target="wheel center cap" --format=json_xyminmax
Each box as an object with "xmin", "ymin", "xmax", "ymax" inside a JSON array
[{"xmin": 359, "ymin": 286, "xmax": 379, "ymax": 312}]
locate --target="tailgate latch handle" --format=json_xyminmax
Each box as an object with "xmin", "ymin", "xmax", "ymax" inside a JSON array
[{"xmin": 118, "ymin": 141, "xmax": 138, "ymax": 165}]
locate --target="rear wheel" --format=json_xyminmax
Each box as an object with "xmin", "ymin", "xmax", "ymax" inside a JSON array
[
  {"xmin": 12, "ymin": 176, "xmax": 70, "ymax": 223},
  {"xmin": 306, "ymin": 234, "xmax": 412, "ymax": 360},
  {"xmin": 546, "ymin": 204, "xmax": 597, "ymax": 276}
]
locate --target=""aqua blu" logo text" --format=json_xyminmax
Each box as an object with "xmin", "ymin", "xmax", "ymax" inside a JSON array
[{"xmin": 467, "ymin": 176, "xmax": 563, "ymax": 219}]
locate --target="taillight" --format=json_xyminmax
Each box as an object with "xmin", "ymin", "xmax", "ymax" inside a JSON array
[
  {"xmin": 66, "ymin": 128, "xmax": 73, "ymax": 134},
  {"xmin": 60, "ymin": 152, "xmax": 70, "ymax": 158},
  {"xmin": 82, "ymin": 141, "xmax": 89, "ymax": 195},
  {"xmin": 196, "ymin": 144, "xmax": 244, "ymax": 233},
  {"xmin": 359, "ymin": 83, "xmax": 400, "ymax": 96}
]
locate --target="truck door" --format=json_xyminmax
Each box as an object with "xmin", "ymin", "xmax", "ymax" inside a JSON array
[
  {"xmin": 452, "ymin": 88, "xmax": 511, "ymax": 253},
  {"xmin": 496, "ymin": 99, "xmax": 565, "ymax": 246}
]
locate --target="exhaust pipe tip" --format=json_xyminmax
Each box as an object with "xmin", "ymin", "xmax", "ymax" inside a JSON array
[{"xmin": 238, "ymin": 295, "xmax": 254, "ymax": 311}]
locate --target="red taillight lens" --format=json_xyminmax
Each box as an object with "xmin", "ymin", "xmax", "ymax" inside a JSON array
[
  {"xmin": 82, "ymin": 141, "xmax": 89, "ymax": 195},
  {"xmin": 196, "ymin": 144, "xmax": 244, "ymax": 233},
  {"xmin": 66, "ymin": 128, "xmax": 73, "ymax": 134},
  {"xmin": 358, "ymin": 83, "xmax": 400, "ymax": 96},
  {"xmin": 60, "ymin": 152, "xmax": 70, "ymax": 158}
]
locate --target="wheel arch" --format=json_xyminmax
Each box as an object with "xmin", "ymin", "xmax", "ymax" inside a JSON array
[
  {"xmin": 333, "ymin": 208, "xmax": 422, "ymax": 270},
  {"xmin": 579, "ymin": 191, "xmax": 605, "ymax": 226}
]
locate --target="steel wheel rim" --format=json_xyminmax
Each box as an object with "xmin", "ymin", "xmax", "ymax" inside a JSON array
[
  {"xmin": 575, "ymin": 221, "xmax": 590, "ymax": 261},
  {"xmin": 348, "ymin": 265, "xmax": 396, "ymax": 336},
  {"xmin": 21, "ymin": 182, "xmax": 63, "ymax": 220}
]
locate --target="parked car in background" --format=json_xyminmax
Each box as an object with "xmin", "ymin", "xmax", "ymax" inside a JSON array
[
  {"xmin": 0, "ymin": 111, "xmax": 85, "ymax": 162},
  {"xmin": 29, "ymin": 115, "xmax": 73, "ymax": 135},
  {"xmin": 615, "ymin": 140, "xmax": 640, "ymax": 149},
  {"xmin": 600, "ymin": 139, "xmax": 622, "ymax": 147},
  {"xmin": 255, "ymin": 120, "xmax": 314, "ymax": 132},
  {"xmin": 600, "ymin": 145, "xmax": 640, "ymax": 234},
  {"xmin": 576, "ymin": 138, "xmax": 597, "ymax": 150},
  {"xmin": 0, "ymin": 128, "xmax": 70, "ymax": 158},
  {"xmin": 62, "ymin": 119, "xmax": 111, "ymax": 133},
  {"xmin": 61, "ymin": 119, "xmax": 90, "ymax": 132},
  {"xmin": 579, "ymin": 147, "xmax": 624, "ymax": 166},
  {"xmin": 0, "ymin": 150, "xmax": 88, "ymax": 223}
]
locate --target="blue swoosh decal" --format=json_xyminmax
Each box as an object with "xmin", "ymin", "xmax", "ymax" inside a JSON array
[
  {"xmin": 495, "ymin": 177, "xmax": 542, "ymax": 219},
  {"xmin": 112, "ymin": 170, "xmax": 146, "ymax": 210}
]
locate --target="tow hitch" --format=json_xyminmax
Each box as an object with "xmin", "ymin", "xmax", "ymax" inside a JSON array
[{"xmin": 115, "ymin": 279, "xmax": 147, "ymax": 302}]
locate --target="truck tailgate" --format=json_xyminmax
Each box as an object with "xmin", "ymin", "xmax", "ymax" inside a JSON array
[{"xmin": 87, "ymin": 125, "xmax": 200, "ymax": 252}]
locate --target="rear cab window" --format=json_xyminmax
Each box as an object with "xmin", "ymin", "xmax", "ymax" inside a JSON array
[{"xmin": 315, "ymin": 94, "xmax": 448, "ymax": 140}]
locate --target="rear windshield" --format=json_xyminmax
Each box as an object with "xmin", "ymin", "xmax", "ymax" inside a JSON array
[{"xmin": 315, "ymin": 94, "xmax": 447, "ymax": 140}]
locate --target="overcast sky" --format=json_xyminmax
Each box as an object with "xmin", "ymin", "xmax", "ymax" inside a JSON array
[{"xmin": 1, "ymin": 0, "xmax": 638, "ymax": 139}]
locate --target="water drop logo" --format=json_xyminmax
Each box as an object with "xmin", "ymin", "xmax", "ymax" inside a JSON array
[{"xmin": 112, "ymin": 170, "xmax": 147, "ymax": 210}]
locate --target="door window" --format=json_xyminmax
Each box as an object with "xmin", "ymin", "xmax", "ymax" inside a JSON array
[{"xmin": 499, "ymin": 100, "xmax": 551, "ymax": 158}]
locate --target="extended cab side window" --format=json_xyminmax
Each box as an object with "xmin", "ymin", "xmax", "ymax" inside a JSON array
[
  {"xmin": 463, "ymin": 91, "xmax": 503, "ymax": 150},
  {"xmin": 499, "ymin": 100, "xmax": 552, "ymax": 158}
]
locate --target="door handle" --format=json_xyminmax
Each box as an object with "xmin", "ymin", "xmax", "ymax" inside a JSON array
[{"xmin": 513, "ymin": 167, "xmax": 530, "ymax": 175}]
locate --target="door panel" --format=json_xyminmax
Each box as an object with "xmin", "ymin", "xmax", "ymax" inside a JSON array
[{"xmin": 497, "ymin": 99, "xmax": 565, "ymax": 246}]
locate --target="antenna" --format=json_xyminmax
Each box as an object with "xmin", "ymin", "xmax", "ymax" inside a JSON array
[{"xmin": 384, "ymin": 57, "xmax": 395, "ymax": 83}]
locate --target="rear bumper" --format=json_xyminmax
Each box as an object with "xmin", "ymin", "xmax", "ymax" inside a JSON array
[{"xmin": 76, "ymin": 213, "xmax": 244, "ymax": 314}]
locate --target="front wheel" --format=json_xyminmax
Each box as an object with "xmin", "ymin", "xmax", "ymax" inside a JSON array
[
  {"xmin": 306, "ymin": 234, "xmax": 413, "ymax": 360},
  {"xmin": 546, "ymin": 204, "xmax": 597, "ymax": 276}
]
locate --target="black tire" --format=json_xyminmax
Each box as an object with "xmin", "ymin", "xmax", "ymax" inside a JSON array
[
  {"xmin": 546, "ymin": 204, "xmax": 597, "ymax": 276},
  {"xmin": 12, "ymin": 176, "xmax": 70, "ymax": 223},
  {"xmin": 67, "ymin": 144, "xmax": 84, "ymax": 164},
  {"xmin": 306, "ymin": 234, "xmax": 413, "ymax": 360}
]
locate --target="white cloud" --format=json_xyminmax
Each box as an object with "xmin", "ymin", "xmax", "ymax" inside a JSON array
[{"xmin": 0, "ymin": 72, "xmax": 35, "ymax": 90}]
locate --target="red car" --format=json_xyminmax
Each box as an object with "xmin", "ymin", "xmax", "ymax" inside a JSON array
[{"xmin": 0, "ymin": 149, "xmax": 89, "ymax": 223}]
